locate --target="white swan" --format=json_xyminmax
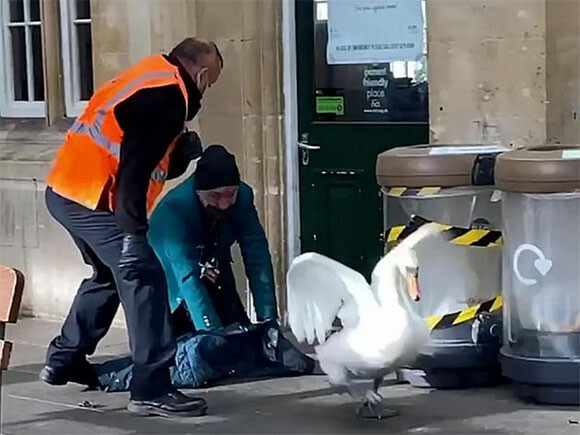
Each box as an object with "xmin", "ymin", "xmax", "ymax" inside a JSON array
[{"xmin": 287, "ymin": 223, "xmax": 442, "ymax": 418}]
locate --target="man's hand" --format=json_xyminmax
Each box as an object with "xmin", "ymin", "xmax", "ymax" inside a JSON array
[
  {"xmin": 119, "ymin": 233, "xmax": 161, "ymax": 274},
  {"xmin": 117, "ymin": 233, "xmax": 168, "ymax": 310},
  {"xmin": 176, "ymin": 130, "xmax": 203, "ymax": 160}
]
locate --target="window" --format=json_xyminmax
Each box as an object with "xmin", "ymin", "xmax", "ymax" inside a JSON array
[
  {"xmin": 313, "ymin": 0, "xmax": 428, "ymax": 122},
  {"xmin": 0, "ymin": 0, "xmax": 94, "ymax": 119},
  {"xmin": 0, "ymin": 0, "xmax": 45, "ymax": 118},
  {"xmin": 60, "ymin": 0, "xmax": 94, "ymax": 117}
]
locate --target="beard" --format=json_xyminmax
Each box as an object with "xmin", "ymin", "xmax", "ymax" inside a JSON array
[{"xmin": 205, "ymin": 205, "xmax": 231, "ymax": 220}]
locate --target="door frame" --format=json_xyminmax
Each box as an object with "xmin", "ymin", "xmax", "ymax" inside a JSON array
[{"xmin": 282, "ymin": 0, "xmax": 301, "ymax": 266}]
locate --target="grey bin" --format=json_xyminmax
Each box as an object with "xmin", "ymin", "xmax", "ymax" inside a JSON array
[
  {"xmin": 496, "ymin": 145, "xmax": 580, "ymax": 405},
  {"xmin": 376, "ymin": 144, "xmax": 509, "ymax": 388}
]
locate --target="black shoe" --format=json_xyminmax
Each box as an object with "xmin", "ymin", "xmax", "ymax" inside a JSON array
[
  {"xmin": 39, "ymin": 364, "xmax": 100, "ymax": 389},
  {"xmin": 127, "ymin": 390, "xmax": 208, "ymax": 417}
]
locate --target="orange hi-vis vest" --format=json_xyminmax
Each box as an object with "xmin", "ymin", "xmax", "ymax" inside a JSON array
[{"xmin": 47, "ymin": 55, "xmax": 189, "ymax": 212}]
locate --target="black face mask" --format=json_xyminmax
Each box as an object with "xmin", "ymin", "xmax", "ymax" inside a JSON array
[{"xmin": 205, "ymin": 205, "xmax": 231, "ymax": 221}]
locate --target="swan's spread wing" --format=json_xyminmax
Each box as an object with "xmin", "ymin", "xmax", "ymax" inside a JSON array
[{"xmin": 287, "ymin": 252, "xmax": 371, "ymax": 345}]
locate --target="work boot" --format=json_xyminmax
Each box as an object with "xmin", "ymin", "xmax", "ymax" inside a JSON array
[
  {"xmin": 127, "ymin": 390, "xmax": 208, "ymax": 417},
  {"xmin": 39, "ymin": 364, "xmax": 100, "ymax": 390}
]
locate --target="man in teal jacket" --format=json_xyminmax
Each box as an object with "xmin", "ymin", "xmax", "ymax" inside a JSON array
[{"xmin": 148, "ymin": 145, "xmax": 277, "ymax": 334}]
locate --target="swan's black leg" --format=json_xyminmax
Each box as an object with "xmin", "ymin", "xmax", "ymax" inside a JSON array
[{"xmin": 356, "ymin": 376, "xmax": 398, "ymax": 419}]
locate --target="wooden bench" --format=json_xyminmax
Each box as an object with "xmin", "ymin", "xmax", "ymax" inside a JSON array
[{"xmin": 0, "ymin": 266, "xmax": 25, "ymax": 371}]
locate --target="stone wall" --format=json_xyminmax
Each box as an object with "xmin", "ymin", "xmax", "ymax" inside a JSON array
[
  {"xmin": 546, "ymin": 0, "xmax": 580, "ymax": 144},
  {"xmin": 427, "ymin": 0, "xmax": 579, "ymax": 147},
  {"xmin": 427, "ymin": 0, "xmax": 548, "ymax": 147}
]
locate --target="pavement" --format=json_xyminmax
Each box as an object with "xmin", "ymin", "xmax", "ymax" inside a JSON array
[{"xmin": 1, "ymin": 318, "xmax": 579, "ymax": 435}]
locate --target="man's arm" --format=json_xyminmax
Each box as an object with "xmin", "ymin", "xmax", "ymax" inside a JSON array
[
  {"xmin": 167, "ymin": 146, "xmax": 190, "ymax": 180},
  {"xmin": 237, "ymin": 187, "xmax": 278, "ymax": 321},
  {"xmin": 167, "ymin": 131, "xmax": 203, "ymax": 180},
  {"xmin": 149, "ymin": 198, "xmax": 222, "ymax": 330},
  {"xmin": 114, "ymin": 85, "xmax": 185, "ymax": 234}
]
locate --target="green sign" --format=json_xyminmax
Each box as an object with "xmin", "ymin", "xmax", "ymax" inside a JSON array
[{"xmin": 316, "ymin": 96, "xmax": 344, "ymax": 115}]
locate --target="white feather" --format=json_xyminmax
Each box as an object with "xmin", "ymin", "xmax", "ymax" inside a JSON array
[
  {"xmin": 287, "ymin": 252, "xmax": 371, "ymax": 345},
  {"xmin": 287, "ymin": 223, "xmax": 441, "ymax": 386}
]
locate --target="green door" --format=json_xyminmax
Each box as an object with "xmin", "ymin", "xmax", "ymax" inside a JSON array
[{"xmin": 296, "ymin": 0, "xmax": 429, "ymax": 278}]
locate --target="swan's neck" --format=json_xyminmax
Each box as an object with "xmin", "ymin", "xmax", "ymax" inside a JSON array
[{"xmin": 373, "ymin": 259, "xmax": 420, "ymax": 321}]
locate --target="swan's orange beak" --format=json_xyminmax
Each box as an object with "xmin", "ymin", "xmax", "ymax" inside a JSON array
[{"xmin": 406, "ymin": 272, "xmax": 421, "ymax": 302}]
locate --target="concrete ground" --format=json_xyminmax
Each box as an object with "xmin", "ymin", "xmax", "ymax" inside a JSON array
[{"xmin": 1, "ymin": 318, "xmax": 578, "ymax": 435}]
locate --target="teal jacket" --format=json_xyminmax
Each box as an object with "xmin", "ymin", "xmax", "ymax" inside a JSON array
[{"xmin": 148, "ymin": 175, "xmax": 277, "ymax": 330}]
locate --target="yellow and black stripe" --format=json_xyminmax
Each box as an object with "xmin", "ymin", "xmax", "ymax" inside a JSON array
[
  {"xmin": 386, "ymin": 187, "xmax": 442, "ymax": 197},
  {"xmin": 385, "ymin": 215, "xmax": 503, "ymax": 248},
  {"xmin": 425, "ymin": 296, "xmax": 503, "ymax": 330}
]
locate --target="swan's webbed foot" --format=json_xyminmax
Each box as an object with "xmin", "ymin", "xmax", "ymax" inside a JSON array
[
  {"xmin": 356, "ymin": 401, "xmax": 399, "ymax": 419},
  {"xmin": 356, "ymin": 391, "xmax": 398, "ymax": 420}
]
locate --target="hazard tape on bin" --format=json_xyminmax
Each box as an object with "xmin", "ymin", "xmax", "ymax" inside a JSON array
[
  {"xmin": 386, "ymin": 187, "xmax": 442, "ymax": 197},
  {"xmin": 385, "ymin": 215, "xmax": 503, "ymax": 248},
  {"xmin": 425, "ymin": 296, "xmax": 503, "ymax": 330}
]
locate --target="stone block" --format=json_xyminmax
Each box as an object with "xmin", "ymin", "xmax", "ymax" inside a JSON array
[
  {"xmin": 201, "ymin": 38, "xmax": 243, "ymax": 118},
  {"xmin": 546, "ymin": 0, "xmax": 580, "ymax": 143},
  {"xmin": 241, "ymin": 39, "xmax": 263, "ymax": 117},
  {"xmin": 241, "ymin": 114, "xmax": 265, "ymax": 218},
  {"xmin": 427, "ymin": 0, "xmax": 545, "ymax": 42},
  {"xmin": 429, "ymin": 37, "xmax": 547, "ymax": 146},
  {"xmin": 196, "ymin": 0, "xmax": 243, "ymax": 41},
  {"xmin": 91, "ymin": 0, "xmax": 130, "ymax": 85},
  {"xmin": 242, "ymin": 0, "xmax": 261, "ymax": 41},
  {"xmin": 198, "ymin": 112, "xmax": 244, "ymax": 162}
]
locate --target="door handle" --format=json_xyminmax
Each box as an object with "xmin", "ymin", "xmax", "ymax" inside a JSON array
[{"xmin": 297, "ymin": 142, "xmax": 321, "ymax": 151}]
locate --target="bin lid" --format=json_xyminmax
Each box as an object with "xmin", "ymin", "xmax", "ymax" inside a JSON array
[
  {"xmin": 495, "ymin": 145, "xmax": 580, "ymax": 193},
  {"xmin": 376, "ymin": 144, "xmax": 510, "ymax": 188}
]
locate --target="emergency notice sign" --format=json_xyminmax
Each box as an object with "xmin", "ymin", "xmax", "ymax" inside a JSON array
[{"xmin": 326, "ymin": 0, "xmax": 424, "ymax": 65}]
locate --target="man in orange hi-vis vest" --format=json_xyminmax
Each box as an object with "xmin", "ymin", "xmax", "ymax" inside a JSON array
[{"xmin": 40, "ymin": 38, "xmax": 222, "ymax": 417}]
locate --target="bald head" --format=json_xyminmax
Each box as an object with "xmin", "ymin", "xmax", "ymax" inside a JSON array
[{"xmin": 169, "ymin": 38, "xmax": 223, "ymax": 94}]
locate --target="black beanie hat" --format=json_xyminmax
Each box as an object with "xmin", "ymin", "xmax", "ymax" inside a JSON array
[{"xmin": 195, "ymin": 145, "xmax": 241, "ymax": 190}]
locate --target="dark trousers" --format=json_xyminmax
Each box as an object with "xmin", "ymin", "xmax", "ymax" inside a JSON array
[
  {"xmin": 210, "ymin": 265, "xmax": 251, "ymax": 326},
  {"xmin": 45, "ymin": 188, "xmax": 175, "ymax": 400}
]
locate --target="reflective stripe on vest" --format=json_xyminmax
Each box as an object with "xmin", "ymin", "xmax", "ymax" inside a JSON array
[
  {"xmin": 69, "ymin": 70, "xmax": 178, "ymax": 161},
  {"xmin": 69, "ymin": 116, "xmax": 120, "ymax": 159},
  {"xmin": 151, "ymin": 167, "xmax": 168, "ymax": 182}
]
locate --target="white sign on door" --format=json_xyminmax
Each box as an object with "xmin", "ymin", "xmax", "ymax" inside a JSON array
[{"xmin": 327, "ymin": 0, "xmax": 424, "ymax": 65}]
